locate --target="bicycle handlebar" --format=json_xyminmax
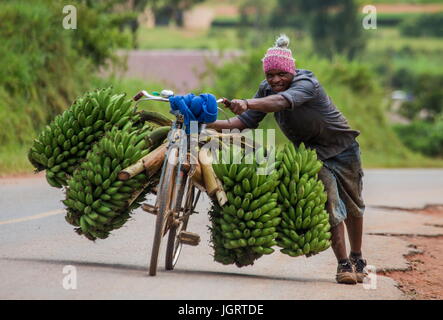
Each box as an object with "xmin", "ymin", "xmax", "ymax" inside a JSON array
[
  {"xmin": 133, "ymin": 90, "xmax": 233, "ymax": 124},
  {"xmin": 133, "ymin": 90, "xmax": 226, "ymax": 104}
]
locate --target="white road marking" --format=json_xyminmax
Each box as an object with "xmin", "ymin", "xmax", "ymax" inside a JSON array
[{"xmin": 0, "ymin": 209, "xmax": 65, "ymax": 226}]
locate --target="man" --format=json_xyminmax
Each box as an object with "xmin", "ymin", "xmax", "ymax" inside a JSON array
[{"xmin": 207, "ymin": 35, "xmax": 367, "ymax": 285}]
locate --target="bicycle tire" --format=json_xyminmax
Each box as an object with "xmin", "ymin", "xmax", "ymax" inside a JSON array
[
  {"xmin": 165, "ymin": 181, "xmax": 194, "ymax": 270},
  {"xmin": 149, "ymin": 147, "xmax": 178, "ymax": 276}
]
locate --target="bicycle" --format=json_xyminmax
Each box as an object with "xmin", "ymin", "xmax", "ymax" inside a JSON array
[{"xmin": 132, "ymin": 90, "xmax": 229, "ymax": 276}]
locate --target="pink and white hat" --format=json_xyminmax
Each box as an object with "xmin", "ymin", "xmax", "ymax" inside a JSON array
[{"xmin": 262, "ymin": 34, "xmax": 296, "ymax": 75}]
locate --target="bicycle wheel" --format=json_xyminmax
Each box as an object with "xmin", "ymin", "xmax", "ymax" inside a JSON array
[
  {"xmin": 165, "ymin": 180, "xmax": 196, "ymax": 270},
  {"xmin": 148, "ymin": 146, "xmax": 178, "ymax": 276}
]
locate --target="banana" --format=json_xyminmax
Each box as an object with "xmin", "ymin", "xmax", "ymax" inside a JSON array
[
  {"xmin": 53, "ymin": 119, "xmax": 161, "ymax": 240},
  {"xmin": 228, "ymin": 164, "xmax": 237, "ymax": 180},
  {"xmin": 242, "ymin": 179, "xmax": 251, "ymax": 193},
  {"xmin": 235, "ymin": 167, "xmax": 250, "ymax": 182},
  {"xmin": 115, "ymin": 116, "xmax": 131, "ymax": 128},
  {"xmin": 79, "ymin": 216, "xmax": 89, "ymax": 233}
]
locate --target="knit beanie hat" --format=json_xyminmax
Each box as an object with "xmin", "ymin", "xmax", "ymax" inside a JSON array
[{"xmin": 262, "ymin": 34, "xmax": 296, "ymax": 75}]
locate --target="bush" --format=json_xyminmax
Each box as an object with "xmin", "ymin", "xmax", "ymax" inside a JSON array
[
  {"xmin": 400, "ymin": 12, "xmax": 443, "ymax": 38},
  {"xmin": 394, "ymin": 119, "xmax": 443, "ymax": 157},
  {"xmin": 394, "ymin": 71, "xmax": 443, "ymax": 121},
  {"xmin": 0, "ymin": 0, "xmax": 130, "ymax": 146}
]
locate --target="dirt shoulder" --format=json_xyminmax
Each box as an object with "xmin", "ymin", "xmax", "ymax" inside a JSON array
[
  {"xmin": 378, "ymin": 205, "xmax": 443, "ymax": 300},
  {"xmin": 0, "ymin": 171, "xmax": 44, "ymax": 184}
]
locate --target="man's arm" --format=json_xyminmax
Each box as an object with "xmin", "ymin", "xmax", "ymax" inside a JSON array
[
  {"xmin": 206, "ymin": 117, "xmax": 247, "ymax": 132},
  {"xmin": 229, "ymin": 79, "xmax": 317, "ymax": 115},
  {"xmin": 248, "ymin": 95, "xmax": 290, "ymax": 113},
  {"xmin": 207, "ymin": 82, "xmax": 269, "ymax": 131},
  {"xmin": 229, "ymin": 95, "xmax": 290, "ymax": 115}
]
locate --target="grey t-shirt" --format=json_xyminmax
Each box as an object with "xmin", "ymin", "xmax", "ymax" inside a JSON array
[{"xmin": 237, "ymin": 69, "xmax": 360, "ymax": 160}]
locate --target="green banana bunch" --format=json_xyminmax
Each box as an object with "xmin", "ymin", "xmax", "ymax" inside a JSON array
[
  {"xmin": 28, "ymin": 87, "xmax": 140, "ymax": 188},
  {"xmin": 63, "ymin": 124, "xmax": 170, "ymax": 241},
  {"xmin": 209, "ymin": 203, "xmax": 262, "ymax": 267},
  {"xmin": 274, "ymin": 143, "xmax": 331, "ymax": 257},
  {"xmin": 210, "ymin": 145, "xmax": 281, "ymax": 267}
]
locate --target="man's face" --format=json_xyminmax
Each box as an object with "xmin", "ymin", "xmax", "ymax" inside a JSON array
[{"xmin": 265, "ymin": 69, "xmax": 294, "ymax": 92}]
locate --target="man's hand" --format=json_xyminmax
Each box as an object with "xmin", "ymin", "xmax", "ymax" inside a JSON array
[{"xmin": 223, "ymin": 98, "xmax": 248, "ymax": 115}]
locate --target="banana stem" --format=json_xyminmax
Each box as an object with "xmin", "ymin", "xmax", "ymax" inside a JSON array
[
  {"xmin": 119, "ymin": 143, "xmax": 167, "ymax": 181},
  {"xmin": 127, "ymin": 181, "xmax": 152, "ymax": 208},
  {"xmin": 139, "ymin": 111, "xmax": 173, "ymax": 126},
  {"xmin": 198, "ymin": 148, "xmax": 227, "ymax": 206},
  {"xmin": 145, "ymin": 126, "xmax": 171, "ymax": 149}
]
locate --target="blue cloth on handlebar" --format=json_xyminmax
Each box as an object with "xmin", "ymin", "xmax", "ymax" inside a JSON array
[{"xmin": 169, "ymin": 93, "xmax": 218, "ymax": 133}]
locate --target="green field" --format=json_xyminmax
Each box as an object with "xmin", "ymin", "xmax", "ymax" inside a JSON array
[
  {"xmin": 367, "ymin": 27, "xmax": 443, "ymax": 52},
  {"xmin": 137, "ymin": 26, "xmax": 241, "ymax": 49}
]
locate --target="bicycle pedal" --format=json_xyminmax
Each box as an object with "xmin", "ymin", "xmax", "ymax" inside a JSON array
[
  {"xmin": 178, "ymin": 231, "xmax": 200, "ymax": 246},
  {"xmin": 142, "ymin": 203, "xmax": 157, "ymax": 215}
]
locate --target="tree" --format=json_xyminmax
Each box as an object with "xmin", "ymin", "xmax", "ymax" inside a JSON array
[
  {"xmin": 148, "ymin": 0, "xmax": 204, "ymax": 27},
  {"xmin": 272, "ymin": 0, "xmax": 366, "ymax": 59},
  {"xmin": 73, "ymin": 0, "xmax": 152, "ymax": 48}
]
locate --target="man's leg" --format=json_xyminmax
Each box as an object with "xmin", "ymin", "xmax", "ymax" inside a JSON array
[
  {"xmin": 331, "ymin": 222, "xmax": 348, "ymax": 261},
  {"xmin": 345, "ymin": 215, "xmax": 367, "ymax": 283},
  {"xmin": 339, "ymin": 157, "xmax": 366, "ymax": 283},
  {"xmin": 318, "ymin": 166, "xmax": 357, "ymax": 285},
  {"xmin": 318, "ymin": 166, "xmax": 349, "ymax": 261},
  {"xmin": 344, "ymin": 208, "xmax": 368, "ymax": 284},
  {"xmin": 344, "ymin": 215, "xmax": 363, "ymax": 254}
]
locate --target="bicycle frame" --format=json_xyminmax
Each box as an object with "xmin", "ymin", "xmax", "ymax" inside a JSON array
[{"xmin": 134, "ymin": 89, "xmax": 228, "ymax": 275}]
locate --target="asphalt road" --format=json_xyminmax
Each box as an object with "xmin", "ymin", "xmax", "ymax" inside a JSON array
[{"xmin": 1, "ymin": 169, "xmax": 442, "ymax": 299}]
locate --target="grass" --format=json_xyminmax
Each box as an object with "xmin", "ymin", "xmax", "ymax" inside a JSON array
[
  {"xmin": 0, "ymin": 144, "xmax": 34, "ymax": 177},
  {"xmin": 137, "ymin": 25, "xmax": 443, "ymax": 55},
  {"xmin": 362, "ymin": 149, "xmax": 443, "ymax": 168},
  {"xmin": 137, "ymin": 26, "xmax": 241, "ymax": 50},
  {"xmin": 366, "ymin": 27, "xmax": 443, "ymax": 53}
]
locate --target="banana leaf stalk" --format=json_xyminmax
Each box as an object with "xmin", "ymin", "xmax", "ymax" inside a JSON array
[
  {"xmin": 139, "ymin": 111, "xmax": 173, "ymax": 127},
  {"xmin": 119, "ymin": 143, "xmax": 167, "ymax": 181},
  {"xmin": 118, "ymin": 126, "xmax": 170, "ymax": 180},
  {"xmin": 199, "ymin": 148, "xmax": 227, "ymax": 206}
]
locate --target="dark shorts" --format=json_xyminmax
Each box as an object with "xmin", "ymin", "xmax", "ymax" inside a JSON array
[{"xmin": 317, "ymin": 142, "xmax": 365, "ymax": 227}]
